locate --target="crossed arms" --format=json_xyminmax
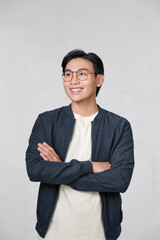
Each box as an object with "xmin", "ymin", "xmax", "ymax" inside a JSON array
[
  {"xmin": 37, "ymin": 142, "xmax": 112, "ymax": 173},
  {"xmin": 25, "ymin": 115, "xmax": 134, "ymax": 193}
]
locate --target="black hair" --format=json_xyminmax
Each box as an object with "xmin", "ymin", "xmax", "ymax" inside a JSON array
[{"xmin": 61, "ymin": 49, "xmax": 104, "ymax": 96}]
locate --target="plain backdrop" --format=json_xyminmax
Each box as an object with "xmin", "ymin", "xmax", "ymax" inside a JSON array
[{"xmin": 0, "ymin": 0, "xmax": 160, "ymax": 239}]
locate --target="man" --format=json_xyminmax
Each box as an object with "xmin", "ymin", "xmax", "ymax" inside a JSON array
[{"xmin": 25, "ymin": 49, "xmax": 134, "ymax": 240}]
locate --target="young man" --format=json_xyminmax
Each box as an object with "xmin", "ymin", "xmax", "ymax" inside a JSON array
[{"xmin": 25, "ymin": 49, "xmax": 134, "ymax": 240}]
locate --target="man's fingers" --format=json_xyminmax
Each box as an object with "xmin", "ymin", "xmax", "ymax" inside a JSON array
[
  {"xmin": 42, "ymin": 142, "xmax": 59, "ymax": 158},
  {"xmin": 39, "ymin": 147, "xmax": 56, "ymax": 162},
  {"xmin": 37, "ymin": 142, "xmax": 61, "ymax": 162},
  {"xmin": 43, "ymin": 142, "xmax": 58, "ymax": 155},
  {"xmin": 43, "ymin": 142, "xmax": 54, "ymax": 150},
  {"xmin": 37, "ymin": 146, "xmax": 52, "ymax": 161},
  {"xmin": 40, "ymin": 152, "xmax": 48, "ymax": 161},
  {"xmin": 38, "ymin": 143, "xmax": 55, "ymax": 160},
  {"xmin": 41, "ymin": 142, "xmax": 59, "ymax": 158},
  {"xmin": 105, "ymin": 162, "xmax": 111, "ymax": 169},
  {"xmin": 43, "ymin": 142, "xmax": 61, "ymax": 160}
]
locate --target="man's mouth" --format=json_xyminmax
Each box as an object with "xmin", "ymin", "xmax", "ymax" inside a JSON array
[{"xmin": 70, "ymin": 88, "xmax": 84, "ymax": 92}]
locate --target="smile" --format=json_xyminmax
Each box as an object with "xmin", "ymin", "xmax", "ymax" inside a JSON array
[{"xmin": 70, "ymin": 88, "xmax": 83, "ymax": 92}]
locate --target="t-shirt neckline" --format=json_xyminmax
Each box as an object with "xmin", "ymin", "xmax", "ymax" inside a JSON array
[{"xmin": 73, "ymin": 111, "xmax": 99, "ymax": 121}]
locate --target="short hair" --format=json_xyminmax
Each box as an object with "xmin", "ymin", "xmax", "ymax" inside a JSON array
[{"xmin": 61, "ymin": 49, "xmax": 104, "ymax": 97}]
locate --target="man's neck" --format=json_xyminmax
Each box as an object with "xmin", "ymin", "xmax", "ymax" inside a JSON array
[{"xmin": 71, "ymin": 100, "xmax": 98, "ymax": 117}]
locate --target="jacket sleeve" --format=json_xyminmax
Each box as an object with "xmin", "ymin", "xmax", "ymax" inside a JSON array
[
  {"xmin": 67, "ymin": 120, "xmax": 134, "ymax": 193},
  {"xmin": 25, "ymin": 114, "xmax": 93, "ymax": 185}
]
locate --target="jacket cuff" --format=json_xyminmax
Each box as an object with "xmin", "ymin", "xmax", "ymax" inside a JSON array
[{"xmin": 79, "ymin": 160, "xmax": 93, "ymax": 176}]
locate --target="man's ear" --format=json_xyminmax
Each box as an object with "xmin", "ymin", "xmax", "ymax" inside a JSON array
[{"xmin": 96, "ymin": 74, "xmax": 104, "ymax": 87}]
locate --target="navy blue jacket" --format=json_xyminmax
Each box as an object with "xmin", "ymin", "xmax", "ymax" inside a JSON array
[{"xmin": 25, "ymin": 103, "xmax": 134, "ymax": 240}]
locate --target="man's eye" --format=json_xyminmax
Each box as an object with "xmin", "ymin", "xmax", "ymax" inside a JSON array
[
  {"xmin": 79, "ymin": 72, "xmax": 87, "ymax": 76},
  {"xmin": 65, "ymin": 72, "xmax": 71, "ymax": 77}
]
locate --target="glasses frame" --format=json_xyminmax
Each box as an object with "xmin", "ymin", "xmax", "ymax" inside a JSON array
[{"xmin": 62, "ymin": 70, "xmax": 95, "ymax": 82}]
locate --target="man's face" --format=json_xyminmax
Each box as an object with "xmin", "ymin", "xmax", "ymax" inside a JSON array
[{"xmin": 63, "ymin": 58, "xmax": 103, "ymax": 104}]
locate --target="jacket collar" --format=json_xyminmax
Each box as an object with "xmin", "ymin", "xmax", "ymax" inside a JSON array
[{"xmin": 63, "ymin": 103, "xmax": 104, "ymax": 122}]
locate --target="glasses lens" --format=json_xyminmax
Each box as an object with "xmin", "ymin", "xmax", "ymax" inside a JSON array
[
  {"xmin": 77, "ymin": 70, "xmax": 88, "ymax": 81},
  {"xmin": 63, "ymin": 71, "xmax": 72, "ymax": 81}
]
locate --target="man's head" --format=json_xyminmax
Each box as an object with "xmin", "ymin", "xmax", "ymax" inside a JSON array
[{"xmin": 61, "ymin": 49, "xmax": 104, "ymax": 101}]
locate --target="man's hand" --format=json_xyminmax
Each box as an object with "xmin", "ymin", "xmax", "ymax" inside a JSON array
[
  {"xmin": 37, "ymin": 142, "xmax": 62, "ymax": 162},
  {"xmin": 92, "ymin": 162, "xmax": 111, "ymax": 173}
]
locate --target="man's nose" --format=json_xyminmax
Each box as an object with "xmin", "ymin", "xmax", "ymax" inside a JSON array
[{"xmin": 71, "ymin": 72, "xmax": 80, "ymax": 83}]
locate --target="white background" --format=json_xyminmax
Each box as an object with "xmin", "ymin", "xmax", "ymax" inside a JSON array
[{"xmin": 0, "ymin": 0, "xmax": 160, "ymax": 239}]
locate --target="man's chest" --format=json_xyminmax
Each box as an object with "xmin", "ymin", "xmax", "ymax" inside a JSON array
[{"xmin": 47, "ymin": 118, "xmax": 116, "ymax": 163}]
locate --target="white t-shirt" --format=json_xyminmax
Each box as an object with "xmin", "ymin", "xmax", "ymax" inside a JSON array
[{"xmin": 38, "ymin": 111, "xmax": 106, "ymax": 240}]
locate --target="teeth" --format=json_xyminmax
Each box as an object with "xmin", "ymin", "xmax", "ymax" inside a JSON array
[{"xmin": 71, "ymin": 88, "xmax": 83, "ymax": 92}]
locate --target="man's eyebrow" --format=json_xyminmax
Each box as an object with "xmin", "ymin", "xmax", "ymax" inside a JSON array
[{"xmin": 64, "ymin": 68, "xmax": 90, "ymax": 72}]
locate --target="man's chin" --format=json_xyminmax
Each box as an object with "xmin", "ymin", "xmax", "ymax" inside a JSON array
[{"xmin": 68, "ymin": 94, "xmax": 84, "ymax": 103}]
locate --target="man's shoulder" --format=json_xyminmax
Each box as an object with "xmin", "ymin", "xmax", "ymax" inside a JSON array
[
  {"xmin": 100, "ymin": 106, "xmax": 128, "ymax": 122},
  {"xmin": 99, "ymin": 106, "xmax": 130, "ymax": 130}
]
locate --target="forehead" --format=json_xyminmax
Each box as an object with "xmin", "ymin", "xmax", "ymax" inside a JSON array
[{"xmin": 65, "ymin": 58, "xmax": 94, "ymax": 71}]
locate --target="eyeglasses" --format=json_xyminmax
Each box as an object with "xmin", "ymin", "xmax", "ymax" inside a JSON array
[{"xmin": 62, "ymin": 69, "xmax": 95, "ymax": 82}]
